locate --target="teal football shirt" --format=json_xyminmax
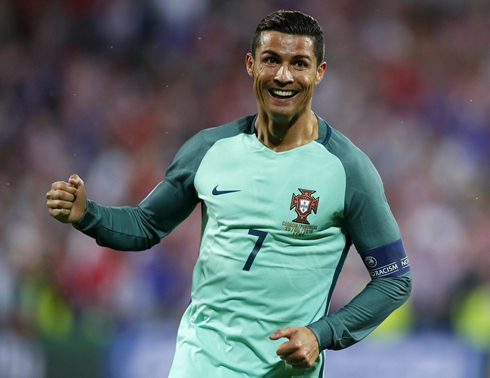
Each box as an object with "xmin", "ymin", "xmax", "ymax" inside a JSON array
[{"xmin": 74, "ymin": 115, "xmax": 410, "ymax": 377}]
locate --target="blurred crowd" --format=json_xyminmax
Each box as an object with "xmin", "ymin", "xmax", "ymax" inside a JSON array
[{"xmin": 0, "ymin": 0, "xmax": 489, "ymax": 376}]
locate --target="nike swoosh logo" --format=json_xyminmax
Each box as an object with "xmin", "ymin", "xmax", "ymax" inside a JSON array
[{"xmin": 212, "ymin": 185, "xmax": 241, "ymax": 196}]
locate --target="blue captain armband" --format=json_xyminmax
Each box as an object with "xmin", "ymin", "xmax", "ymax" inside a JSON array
[{"xmin": 360, "ymin": 239, "xmax": 410, "ymax": 279}]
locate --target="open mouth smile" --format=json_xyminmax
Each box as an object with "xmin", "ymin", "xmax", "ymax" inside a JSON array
[{"xmin": 269, "ymin": 89, "xmax": 298, "ymax": 99}]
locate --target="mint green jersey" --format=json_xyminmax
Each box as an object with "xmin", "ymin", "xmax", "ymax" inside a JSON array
[{"xmin": 74, "ymin": 115, "xmax": 411, "ymax": 377}]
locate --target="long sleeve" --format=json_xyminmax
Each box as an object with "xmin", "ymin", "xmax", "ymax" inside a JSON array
[
  {"xmin": 72, "ymin": 116, "xmax": 255, "ymax": 251},
  {"xmin": 312, "ymin": 120, "xmax": 412, "ymax": 350},
  {"xmin": 72, "ymin": 128, "xmax": 212, "ymax": 251},
  {"xmin": 307, "ymin": 271, "xmax": 411, "ymax": 350},
  {"xmin": 72, "ymin": 176, "xmax": 198, "ymax": 251}
]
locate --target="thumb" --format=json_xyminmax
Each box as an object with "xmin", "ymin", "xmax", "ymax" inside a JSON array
[
  {"xmin": 68, "ymin": 174, "xmax": 84, "ymax": 189},
  {"xmin": 269, "ymin": 327, "xmax": 293, "ymax": 340}
]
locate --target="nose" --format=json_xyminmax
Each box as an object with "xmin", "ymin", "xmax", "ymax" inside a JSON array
[{"xmin": 274, "ymin": 64, "xmax": 293, "ymax": 84}]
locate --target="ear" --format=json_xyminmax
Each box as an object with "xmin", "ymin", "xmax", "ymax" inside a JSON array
[
  {"xmin": 315, "ymin": 61, "xmax": 327, "ymax": 85},
  {"xmin": 246, "ymin": 53, "xmax": 254, "ymax": 77}
]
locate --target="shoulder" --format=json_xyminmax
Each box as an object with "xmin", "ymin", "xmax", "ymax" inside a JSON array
[
  {"xmin": 173, "ymin": 115, "xmax": 255, "ymax": 160},
  {"xmin": 320, "ymin": 121, "xmax": 380, "ymax": 183},
  {"xmin": 319, "ymin": 121, "xmax": 400, "ymax": 251},
  {"xmin": 190, "ymin": 115, "xmax": 255, "ymax": 146},
  {"xmin": 168, "ymin": 115, "xmax": 255, "ymax": 175}
]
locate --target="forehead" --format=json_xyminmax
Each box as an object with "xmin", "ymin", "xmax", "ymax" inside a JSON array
[{"xmin": 257, "ymin": 31, "xmax": 315, "ymax": 58}]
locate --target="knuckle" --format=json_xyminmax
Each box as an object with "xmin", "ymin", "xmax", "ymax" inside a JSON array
[{"xmin": 301, "ymin": 359, "xmax": 313, "ymax": 367}]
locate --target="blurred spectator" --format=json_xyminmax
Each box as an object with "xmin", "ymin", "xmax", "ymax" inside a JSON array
[{"xmin": 1, "ymin": 0, "xmax": 489, "ymax": 376}]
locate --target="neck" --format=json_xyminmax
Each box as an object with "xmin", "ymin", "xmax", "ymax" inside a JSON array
[{"xmin": 254, "ymin": 110, "xmax": 319, "ymax": 152}]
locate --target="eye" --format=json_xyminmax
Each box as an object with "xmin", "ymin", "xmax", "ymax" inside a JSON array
[
  {"xmin": 264, "ymin": 57, "xmax": 278, "ymax": 64},
  {"xmin": 294, "ymin": 60, "xmax": 308, "ymax": 68}
]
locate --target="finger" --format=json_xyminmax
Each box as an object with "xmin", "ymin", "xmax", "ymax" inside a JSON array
[
  {"xmin": 291, "ymin": 364, "xmax": 308, "ymax": 370},
  {"xmin": 51, "ymin": 181, "xmax": 77, "ymax": 194},
  {"xmin": 68, "ymin": 174, "xmax": 83, "ymax": 189},
  {"xmin": 281, "ymin": 354, "xmax": 305, "ymax": 363},
  {"xmin": 57, "ymin": 190, "xmax": 75, "ymax": 202},
  {"xmin": 278, "ymin": 349, "xmax": 299, "ymax": 359},
  {"xmin": 277, "ymin": 342, "xmax": 311, "ymax": 359},
  {"xmin": 269, "ymin": 327, "xmax": 293, "ymax": 340},
  {"xmin": 277, "ymin": 345, "xmax": 296, "ymax": 357},
  {"xmin": 46, "ymin": 189, "xmax": 75, "ymax": 202},
  {"xmin": 49, "ymin": 208, "xmax": 70, "ymax": 218},
  {"xmin": 47, "ymin": 199, "xmax": 74, "ymax": 209}
]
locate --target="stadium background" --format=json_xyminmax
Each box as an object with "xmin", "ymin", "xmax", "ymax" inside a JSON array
[{"xmin": 0, "ymin": 0, "xmax": 489, "ymax": 376}]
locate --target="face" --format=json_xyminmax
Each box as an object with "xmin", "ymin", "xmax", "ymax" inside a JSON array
[{"xmin": 246, "ymin": 31, "xmax": 326, "ymax": 122}]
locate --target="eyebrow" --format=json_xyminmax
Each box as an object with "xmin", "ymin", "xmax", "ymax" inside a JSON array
[{"xmin": 260, "ymin": 50, "xmax": 312, "ymax": 61}]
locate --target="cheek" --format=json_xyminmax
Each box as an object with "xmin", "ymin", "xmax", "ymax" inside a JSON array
[
  {"xmin": 254, "ymin": 66, "xmax": 267, "ymax": 83},
  {"xmin": 253, "ymin": 67, "xmax": 268, "ymax": 97},
  {"xmin": 301, "ymin": 77, "xmax": 315, "ymax": 95}
]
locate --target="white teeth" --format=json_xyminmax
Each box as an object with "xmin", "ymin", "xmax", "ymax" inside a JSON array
[{"xmin": 271, "ymin": 89, "xmax": 296, "ymax": 97}]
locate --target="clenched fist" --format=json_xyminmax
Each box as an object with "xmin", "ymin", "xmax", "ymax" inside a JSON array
[
  {"xmin": 46, "ymin": 174, "xmax": 87, "ymax": 223},
  {"xmin": 269, "ymin": 326, "xmax": 320, "ymax": 369}
]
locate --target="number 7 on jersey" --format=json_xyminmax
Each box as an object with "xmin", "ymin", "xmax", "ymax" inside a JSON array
[{"xmin": 243, "ymin": 229, "xmax": 268, "ymax": 271}]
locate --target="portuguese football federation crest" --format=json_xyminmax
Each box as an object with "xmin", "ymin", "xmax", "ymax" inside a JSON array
[{"xmin": 290, "ymin": 189, "xmax": 319, "ymax": 224}]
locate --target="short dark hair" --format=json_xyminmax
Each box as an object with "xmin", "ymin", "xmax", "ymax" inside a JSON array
[{"xmin": 250, "ymin": 10, "xmax": 325, "ymax": 67}]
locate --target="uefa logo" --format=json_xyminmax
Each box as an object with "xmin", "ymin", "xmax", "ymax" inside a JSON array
[{"xmin": 364, "ymin": 256, "xmax": 377, "ymax": 268}]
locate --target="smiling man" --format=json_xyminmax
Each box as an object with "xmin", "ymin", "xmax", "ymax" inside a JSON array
[
  {"xmin": 46, "ymin": 10, "xmax": 411, "ymax": 378},
  {"xmin": 247, "ymin": 27, "xmax": 326, "ymax": 151}
]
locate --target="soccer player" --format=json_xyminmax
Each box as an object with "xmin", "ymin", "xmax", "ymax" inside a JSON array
[{"xmin": 46, "ymin": 10, "xmax": 411, "ymax": 377}]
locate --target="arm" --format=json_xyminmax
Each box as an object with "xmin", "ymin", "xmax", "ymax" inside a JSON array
[
  {"xmin": 271, "ymin": 129, "xmax": 412, "ymax": 367},
  {"xmin": 270, "ymin": 266, "xmax": 411, "ymax": 367},
  {"xmin": 72, "ymin": 178, "xmax": 199, "ymax": 251},
  {"xmin": 306, "ymin": 131, "xmax": 412, "ymax": 350},
  {"xmin": 307, "ymin": 271, "xmax": 411, "ymax": 350},
  {"xmin": 47, "ymin": 174, "xmax": 199, "ymax": 251},
  {"xmin": 47, "ymin": 132, "xmax": 207, "ymax": 251}
]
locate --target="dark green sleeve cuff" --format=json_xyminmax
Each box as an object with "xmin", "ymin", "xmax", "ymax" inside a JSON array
[
  {"xmin": 306, "ymin": 318, "xmax": 334, "ymax": 350},
  {"xmin": 306, "ymin": 272, "xmax": 411, "ymax": 351},
  {"xmin": 73, "ymin": 199, "xmax": 99, "ymax": 231}
]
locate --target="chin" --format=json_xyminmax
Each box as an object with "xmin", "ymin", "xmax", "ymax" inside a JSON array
[
  {"xmin": 268, "ymin": 105, "xmax": 306, "ymax": 120},
  {"xmin": 268, "ymin": 111, "xmax": 298, "ymax": 123}
]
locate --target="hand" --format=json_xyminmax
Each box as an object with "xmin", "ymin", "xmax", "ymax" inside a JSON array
[
  {"xmin": 269, "ymin": 326, "xmax": 320, "ymax": 369},
  {"xmin": 46, "ymin": 174, "xmax": 87, "ymax": 223}
]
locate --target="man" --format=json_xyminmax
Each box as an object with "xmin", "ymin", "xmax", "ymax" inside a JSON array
[{"xmin": 46, "ymin": 10, "xmax": 411, "ymax": 377}]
